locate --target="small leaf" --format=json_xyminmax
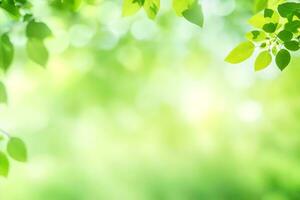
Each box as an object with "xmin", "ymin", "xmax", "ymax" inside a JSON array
[
  {"xmin": 255, "ymin": 50, "xmax": 272, "ymax": 71},
  {"xmin": 284, "ymin": 40, "xmax": 300, "ymax": 51},
  {"xmin": 277, "ymin": 30, "xmax": 293, "ymax": 42},
  {"xmin": 144, "ymin": 0, "xmax": 160, "ymax": 19},
  {"xmin": 225, "ymin": 41, "xmax": 255, "ymax": 64},
  {"xmin": 122, "ymin": 0, "xmax": 143, "ymax": 16},
  {"xmin": 246, "ymin": 30, "xmax": 266, "ymax": 42},
  {"xmin": 0, "ymin": 152, "xmax": 9, "ymax": 177},
  {"xmin": 264, "ymin": 8, "xmax": 274, "ymax": 18},
  {"xmin": 26, "ymin": 39, "xmax": 49, "ymax": 67},
  {"xmin": 182, "ymin": 1, "xmax": 204, "ymax": 28},
  {"xmin": 0, "ymin": 34, "xmax": 14, "ymax": 72},
  {"xmin": 0, "ymin": 82, "xmax": 8, "ymax": 104},
  {"xmin": 26, "ymin": 20, "xmax": 52, "ymax": 40},
  {"xmin": 276, "ymin": 49, "xmax": 291, "ymax": 71},
  {"xmin": 263, "ymin": 22, "xmax": 278, "ymax": 33},
  {"xmin": 7, "ymin": 137, "xmax": 27, "ymax": 162},
  {"xmin": 173, "ymin": 0, "xmax": 194, "ymax": 16}
]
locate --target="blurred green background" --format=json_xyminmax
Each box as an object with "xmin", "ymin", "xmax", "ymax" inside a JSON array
[{"xmin": 1, "ymin": 0, "xmax": 300, "ymax": 199}]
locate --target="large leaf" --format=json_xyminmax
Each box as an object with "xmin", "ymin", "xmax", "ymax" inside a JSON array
[
  {"xmin": 225, "ymin": 41, "xmax": 255, "ymax": 64},
  {"xmin": 7, "ymin": 137, "xmax": 27, "ymax": 162},
  {"xmin": 278, "ymin": 2, "xmax": 300, "ymax": 18},
  {"xmin": 0, "ymin": 34, "xmax": 14, "ymax": 72},
  {"xmin": 0, "ymin": 152, "xmax": 9, "ymax": 177}
]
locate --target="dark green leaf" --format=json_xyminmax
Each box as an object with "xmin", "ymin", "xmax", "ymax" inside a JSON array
[
  {"xmin": 284, "ymin": 40, "xmax": 300, "ymax": 51},
  {"xmin": 284, "ymin": 20, "xmax": 300, "ymax": 33},
  {"xmin": 276, "ymin": 49, "xmax": 291, "ymax": 71},
  {"xmin": 263, "ymin": 23, "xmax": 277, "ymax": 33},
  {"xmin": 277, "ymin": 30, "xmax": 293, "ymax": 42},
  {"xmin": 0, "ymin": 34, "xmax": 14, "ymax": 72},
  {"xmin": 264, "ymin": 8, "xmax": 274, "ymax": 18},
  {"xmin": 278, "ymin": 2, "xmax": 300, "ymax": 18}
]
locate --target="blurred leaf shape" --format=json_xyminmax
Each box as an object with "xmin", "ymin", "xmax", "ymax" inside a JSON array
[{"xmin": 7, "ymin": 137, "xmax": 28, "ymax": 162}]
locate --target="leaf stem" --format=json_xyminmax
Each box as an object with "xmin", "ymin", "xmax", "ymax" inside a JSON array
[{"xmin": 0, "ymin": 127, "xmax": 10, "ymax": 138}]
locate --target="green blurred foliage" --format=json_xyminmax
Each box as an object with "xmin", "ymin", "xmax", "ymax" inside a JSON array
[{"xmin": 0, "ymin": 0, "xmax": 300, "ymax": 199}]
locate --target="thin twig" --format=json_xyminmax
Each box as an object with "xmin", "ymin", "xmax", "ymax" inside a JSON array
[{"xmin": 0, "ymin": 127, "xmax": 10, "ymax": 138}]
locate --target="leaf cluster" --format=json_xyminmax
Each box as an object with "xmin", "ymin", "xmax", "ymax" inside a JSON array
[
  {"xmin": 226, "ymin": 1, "xmax": 300, "ymax": 71},
  {"xmin": 0, "ymin": 133, "xmax": 27, "ymax": 177}
]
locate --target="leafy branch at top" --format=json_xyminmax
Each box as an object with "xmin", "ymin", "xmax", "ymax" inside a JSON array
[
  {"xmin": 123, "ymin": 0, "xmax": 204, "ymax": 27},
  {"xmin": 225, "ymin": 0, "xmax": 300, "ymax": 71}
]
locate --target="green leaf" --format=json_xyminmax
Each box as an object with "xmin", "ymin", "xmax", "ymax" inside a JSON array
[
  {"xmin": 278, "ymin": 2, "xmax": 300, "ymax": 18},
  {"xmin": 122, "ymin": 0, "xmax": 143, "ymax": 16},
  {"xmin": 254, "ymin": 0, "xmax": 268, "ymax": 13},
  {"xmin": 276, "ymin": 49, "xmax": 291, "ymax": 71},
  {"xmin": 284, "ymin": 40, "xmax": 300, "ymax": 51},
  {"xmin": 264, "ymin": 8, "xmax": 274, "ymax": 18},
  {"xmin": 249, "ymin": 13, "xmax": 267, "ymax": 29},
  {"xmin": 182, "ymin": 1, "xmax": 204, "ymax": 28},
  {"xmin": 225, "ymin": 41, "xmax": 255, "ymax": 64},
  {"xmin": 173, "ymin": 0, "xmax": 194, "ymax": 16},
  {"xmin": 144, "ymin": 0, "xmax": 160, "ymax": 19},
  {"xmin": 0, "ymin": 152, "xmax": 9, "ymax": 177},
  {"xmin": 26, "ymin": 39, "xmax": 49, "ymax": 67},
  {"xmin": 284, "ymin": 20, "xmax": 300, "ymax": 33},
  {"xmin": 263, "ymin": 22, "xmax": 278, "ymax": 33},
  {"xmin": 0, "ymin": 82, "xmax": 8, "ymax": 104},
  {"xmin": 0, "ymin": 0, "xmax": 20, "ymax": 19},
  {"xmin": 26, "ymin": 20, "xmax": 52, "ymax": 40},
  {"xmin": 255, "ymin": 50, "xmax": 272, "ymax": 71},
  {"xmin": 0, "ymin": 34, "xmax": 14, "ymax": 72},
  {"xmin": 246, "ymin": 30, "xmax": 266, "ymax": 42},
  {"xmin": 277, "ymin": 30, "xmax": 293, "ymax": 42},
  {"xmin": 7, "ymin": 137, "xmax": 27, "ymax": 162}
]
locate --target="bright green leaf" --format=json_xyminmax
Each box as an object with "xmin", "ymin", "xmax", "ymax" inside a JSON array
[
  {"xmin": 7, "ymin": 137, "xmax": 27, "ymax": 162},
  {"xmin": 0, "ymin": 82, "xmax": 7, "ymax": 104},
  {"xmin": 27, "ymin": 39, "xmax": 49, "ymax": 67},
  {"xmin": 225, "ymin": 41, "xmax": 255, "ymax": 64},
  {"xmin": 173, "ymin": 0, "xmax": 194, "ymax": 16},
  {"xmin": 122, "ymin": 0, "xmax": 143, "ymax": 16},
  {"xmin": 144, "ymin": 0, "xmax": 160, "ymax": 19},
  {"xmin": 182, "ymin": 1, "xmax": 204, "ymax": 28},
  {"xmin": 255, "ymin": 50, "xmax": 272, "ymax": 71},
  {"xmin": 0, "ymin": 152, "xmax": 9, "ymax": 177}
]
